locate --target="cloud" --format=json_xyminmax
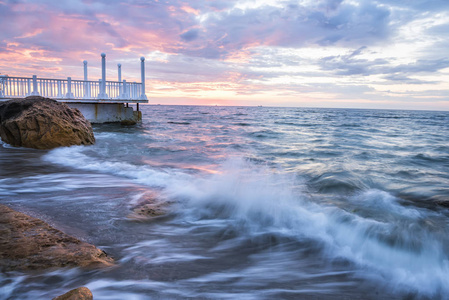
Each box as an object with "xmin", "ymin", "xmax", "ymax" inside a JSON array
[
  {"xmin": 380, "ymin": 0, "xmax": 449, "ymax": 12},
  {"xmin": 1, "ymin": 0, "xmax": 449, "ymax": 109},
  {"xmin": 390, "ymin": 59, "xmax": 449, "ymax": 74},
  {"xmin": 180, "ymin": 29, "xmax": 200, "ymax": 42},
  {"xmin": 0, "ymin": 0, "xmax": 415, "ymax": 62},
  {"xmin": 319, "ymin": 47, "xmax": 449, "ymax": 78},
  {"xmin": 319, "ymin": 47, "xmax": 389, "ymax": 76},
  {"xmin": 383, "ymin": 74, "xmax": 438, "ymax": 85},
  {"xmin": 174, "ymin": 0, "xmax": 394, "ymax": 59}
]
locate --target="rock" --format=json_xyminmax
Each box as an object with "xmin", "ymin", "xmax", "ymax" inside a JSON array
[
  {"xmin": 0, "ymin": 204, "xmax": 113, "ymax": 271},
  {"xmin": 120, "ymin": 119, "xmax": 137, "ymax": 126},
  {"xmin": 128, "ymin": 192, "xmax": 171, "ymax": 220},
  {"xmin": 132, "ymin": 203, "xmax": 167, "ymax": 218},
  {"xmin": 0, "ymin": 96, "xmax": 95, "ymax": 149},
  {"xmin": 52, "ymin": 287, "xmax": 93, "ymax": 300}
]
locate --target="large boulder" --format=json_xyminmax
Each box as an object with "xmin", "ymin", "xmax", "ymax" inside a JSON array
[
  {"xmin": 0, "ymin": 204, "xmax": 113, "ymax": 271},
  {"xmin": 0, "ymin": 96, "xmax": 95, "ymax": 149}
]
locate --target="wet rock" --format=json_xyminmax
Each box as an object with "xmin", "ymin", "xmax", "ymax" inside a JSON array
[
  {"xmin": 0, "ymin": 96, "xmax": 95, "ymax": 149},
  {"xmin": 133, "ymin": 203, "xmax": 167, "ymax": 217},
  {"xmin": 128, "ymin": 192, "xmax": 171, "ymax": 220},
  {"xmin": 0, "ymin": 204, "xmax": 113, "ymax": 271},
  {"xmin": 52, "ymin": 287, "xmax": 93, "ymax": 300},
  {"xmin": 120, "ymin": 119, "xmax": 137, "ymax": 126}
]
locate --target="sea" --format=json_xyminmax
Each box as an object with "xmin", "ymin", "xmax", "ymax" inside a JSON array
[{"xmin": 1, "ymin": 105, "xmax": 449, "ymax": 299}]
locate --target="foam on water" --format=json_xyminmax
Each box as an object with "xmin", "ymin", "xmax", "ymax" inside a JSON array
[
  {"xmin": 0, "ymin": 269, "xmax": 86, "ymax": 300},
  {"xmin": 43, "ymin": 146, "xmax": 190, "ymax": 188},
  {"xmin": 43, "ymin": 145, "xmax": 449, "ymax": 297},
  {"xmin": 0, "ymin": 173, "xmax": 135, "ymax": 195},
  {"xmin": 162, "ymin": 158, "xmax": 449, "ymax": 296}
]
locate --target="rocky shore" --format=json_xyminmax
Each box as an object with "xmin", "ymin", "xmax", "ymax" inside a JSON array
[
  {"xmin": 0, "ymin": 96, "xmax": 118, "ymax": 298},
  {"xmin": 0, "ymin": 204, "xmax": 113, "ymax": 272}
]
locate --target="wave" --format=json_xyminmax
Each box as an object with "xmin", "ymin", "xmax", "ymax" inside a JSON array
[
  {"xmin": 43, "ymin": 146, "xmax": 190, "ymax": 189},
  {"xmin": 0, "ymin": 173, "xmax": 135, "ymax": 195},
  {"xmin": 167, "ymin": 121, "xmax": 191, "ymax": 125},
  {"xmin": 43, "ymin": 148, "xmax": 449, "ymax": 297},
  {"xmin": 161, "ymin": 159, "xmax": 449, "ymax": 297},
  {"xmin": 248, "ymin": 130, "xmax": 282, "ymax": 139},
  {"xmin": 274, "ymin": 121, "xmax": 319, "ymax": 127}
]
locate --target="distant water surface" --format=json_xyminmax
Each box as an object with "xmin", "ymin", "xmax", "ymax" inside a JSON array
[{"xmin": 1, "ymin": 105, "xmax": 449, "ymax": 299}]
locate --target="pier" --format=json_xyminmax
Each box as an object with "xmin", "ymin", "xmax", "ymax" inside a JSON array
[{"xmin": 0, "ymin": 53, "xmax": 149, "ymax": 123}]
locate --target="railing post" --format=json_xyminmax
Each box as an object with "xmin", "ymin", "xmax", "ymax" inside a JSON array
[
  {"xmin": 31, "ymin": 75, "xmax": 39, "ymax": 96},
  {"xmin": 57, "ymin": 81, "xmax": 62, "ymax": 98},
  {"xmin": 98, "ymin": 79, "xmax": 102, "ymax": 100},
  {"xmin": 122, "ymin": 80, "xmax": 127, "ymax": 99},
  {"xmin": 27, "ymin": 79, "xmax": 31, "ymax": 96},
  {"xmin": 118, "ymin": 65, "xmax": 121, "ymax": 99},
  {"xmin": 66, "ymin": 77, "xmax": 74, "ymax": 98},
  {"xmin": 84, "ymin": 60, "xmax": 88, "ymax": 81},
  {"xmin": 98, "ymin": 53, "xmax": 108, "ymax": 99},
  {"xmin": 0, "ymin": 77, "xmax": 4, "ymax": 98},
  {"xmin": 83, "ymin": 60, "xmax": 90, "ymax": 99},
  {"xmin": 140, "ymin": 57, "xmax": 147, "ymax": 100}
]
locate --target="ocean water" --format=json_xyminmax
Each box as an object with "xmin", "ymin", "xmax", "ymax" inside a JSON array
[{"xmin": 1, "ymin": 105, "xmax": 449, "ymax": 299}]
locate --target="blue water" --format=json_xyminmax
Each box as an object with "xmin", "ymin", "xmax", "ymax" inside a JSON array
[{"xmin": 1, "ymin": 105, "xmax": 449, "ymax": 299}]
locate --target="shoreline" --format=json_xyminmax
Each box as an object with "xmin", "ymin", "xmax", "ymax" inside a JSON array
[{"xmin": 0, "ymin": 203, "xmax": 113, "ymax": 272}]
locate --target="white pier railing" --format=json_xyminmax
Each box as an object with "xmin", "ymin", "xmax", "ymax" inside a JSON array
[
  {"xmin": 0, "ymin": 53, "xmax": 148, "ymax": 102},
  {"xmin": 0, "ymin": 75, "xmax": 145, "ymax": 101}
]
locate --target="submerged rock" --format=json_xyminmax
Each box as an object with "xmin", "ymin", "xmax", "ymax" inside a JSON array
[
  {"xmin": 0, "ymin": 96, "xmax": 95, "ymax": 149},
  {"xmin": 0, "ymin": 204, "xmax": 113, "ymax": 271},
  {"xmin": 52, "ymin": 287, "xmax": 93, "ymax": 300}
]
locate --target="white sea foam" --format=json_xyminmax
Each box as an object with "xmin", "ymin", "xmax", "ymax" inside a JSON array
[
  {"xmin": 0, "ymin": 273, "xmax": 26, "ymax": 299},
  {"xmin": 43, "ymin": 146, "xmax": 449, "ymax": 297},
  {"xmin": 121, "ymin": 239, "xmax": 209, "ymax": 265},
  {"xmin": 161, "ymin": 157, "xmax": 449, "ymax": 297},
  {"xmin": 350, "ymin": 189, "xmax": 422, "ymax": 219},
  {"xmin": 0, "ymin": 173, "xmax": 135, "ymax": 195},
  {"xmin": 43, "ymin": 146, "xmax": 190, "ymax": 188}
]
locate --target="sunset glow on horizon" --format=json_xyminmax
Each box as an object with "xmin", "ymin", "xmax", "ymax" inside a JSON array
[{"xmin": 1, "ymin": 0, "xmax": 449, "ymax": 110}]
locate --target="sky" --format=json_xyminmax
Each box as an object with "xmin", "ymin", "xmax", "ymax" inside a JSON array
[{"xmin": 1, "ymin": 0, "xmax": 449, "ymax": 110}]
